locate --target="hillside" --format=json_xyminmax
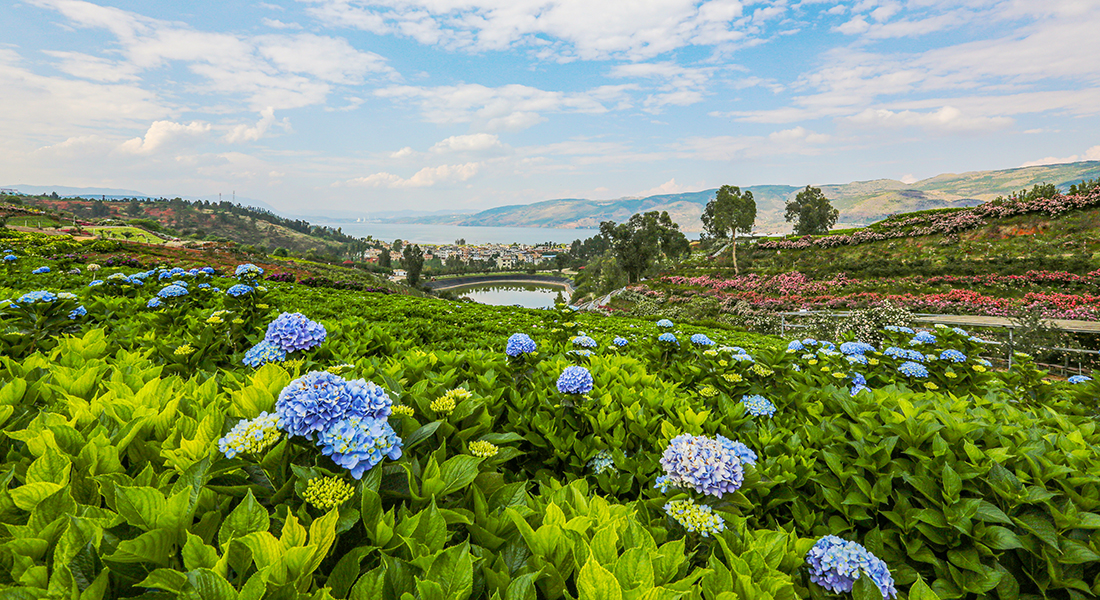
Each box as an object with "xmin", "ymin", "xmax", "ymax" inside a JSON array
[
  {"xmin": 1, "ymin": 194, "xmax": 366, "ymax": 258},
  {"xmin": 391, "ymin": 160, "xmax": 1100, "ymax": 233}
]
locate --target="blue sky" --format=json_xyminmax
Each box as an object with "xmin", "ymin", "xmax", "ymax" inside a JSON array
[{"xmin": 2, "ymin": 0, "xmax": 1099, "ymax": 215}]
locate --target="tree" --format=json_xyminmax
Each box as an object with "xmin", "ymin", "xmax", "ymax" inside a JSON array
[
  {"xmin": 599, "ymin": 211, "xmax": 690, "ymax": 284},
  {"xmin": 402, "ymin": 244, "xmax": 424, "ymax": 286},
  {"xmin": 455, "ymin": 238, "xmax": 466, "ymax": 245},
  {"xmin": 379, "ymin": 248, "xmax": 391, "ymax": 268},
  {"xmin": 273, "ymin": 247, "xmax": 288, "ymax": 257},
  {"xmin": 392, "ymin": 239, "xmax": 403, "ymax": 254},
  {"xmin": 701, "ymin": 185, "xmax": 757, "ymax": 275},
  {"xmin": 785, "ymin": 185, "xmax": 839, "ymax": 236}
]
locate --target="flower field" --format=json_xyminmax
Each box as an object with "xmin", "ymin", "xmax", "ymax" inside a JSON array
[{"xmin": 2, "ymin": 241, "xmax": 1100, "ymax": 600}]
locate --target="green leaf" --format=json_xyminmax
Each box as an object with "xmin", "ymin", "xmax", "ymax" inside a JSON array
[
  {"xmin": 218, "ymin": 491, "xmax": 269, "ymax": 545},
  {"xmin": 138, "ymin": 569, "xmax": 189, "ymax": 593},
  {"xmin": 1058, "ymin": 539, "xmax": 1100, "ymax": 564},
  {"xmin": 438, "ymin": 455, "xmax": 484, "ymax": 497},
  {"xmin": 184, "ymin": 568, "xmax": 239, "ymax": 600},
  {"xmin": 9, "ymin": 482, "xmax": 63, "ymax": 511},
  {"xmin": 851, "ymin": 575, "xmax": 881, "ymax": 600},
  {"xmin": 107, "ymin": 529, "xmax": 176, "ymax": 565},
  {"xmin": 942, "ymin": 464, "xmax": 961, "ymax": 500},
  {"xmin": 26, "ymin": 446, "xmax": 71, "ymax": 485},
  {"xmin": 425, "ymin": 541, "xmax": 474, "ymax": 600},
  {"xmin": 975, "ymin": 501, "xmax": 1012, "ymax": 525},
  {"xmin": 577, "ymin": 556, "xmax": 622, "ymax": 600},
  {"xmin": 113, "ymin": 485, "xmax": 166, "ymax": 531},
  {"xmin": 908, "ymin": 575, "xmax": 941, "ymax": 600},
  {"xmin": 505, "ymin": 573, "xmax": 539, "ymax": 600},
  {"xmin": 183, "ymin": 533, "xmax": 219, "ymax": 571},
  {"xmin": 983, "ymin": 526, "xmax": 1024, "ymax": 551},
  {"xmin": 405, "ymin": 422, "xmax": 442, "ymax": 450}
]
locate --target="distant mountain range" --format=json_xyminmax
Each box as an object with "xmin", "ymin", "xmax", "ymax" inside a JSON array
[{"xmin": 379, "ymin": 161, "xmax": 1100, "ymax": 233}]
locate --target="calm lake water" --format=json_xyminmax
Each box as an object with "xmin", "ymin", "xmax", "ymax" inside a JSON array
[
  {"xmin": 455, "ymin": 283, "xmax": 566, "ymax": 309},
  {"xmin": 314, "ymin": 222, "xmax": 601, "ymax": 245}
]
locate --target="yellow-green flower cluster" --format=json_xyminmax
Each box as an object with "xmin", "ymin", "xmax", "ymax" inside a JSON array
[
  {"xmin": 750, "ymin": 364, "xmax": 774, "ymax": 377},
  {"xmin": 303, "ymin": 476, "xmax": 354, "ymax": 511},
  {"xmin": 174, "ymin": 344, "xmax": 196, "ymax": 356},
  {"xmin": 207, "ymin": 310, "xmax": 230, "ymax": 324},
  {"xmin": 722, "ymin": 373, "xmax": 743, "ymax": 384},
  {"xmin": 218, "ymin": 413, "xmax": 281, "ymax": 459},
  {"xmin": 664, "ymin": 499, "xmax": 726, "ymax": 537},
  {"xmin": 431, "ymin": 388, "xmax": 471, "ymax": 415},
  {"xmin": 699, "ymin": 384, "xmax": 719, "ymax": 398},
  {"xmin": 391, "ymin": 405, "xmax": 414, "ymax": 418},
  {"xmin": 326, "ymin": 363, "xmax": 355, "ymax": 375},
  {"xmin": 469, "ymin": 440, "xmax": 499, "ymax": 458},
  {"xmin": 703, "ymin": 349, "xmax": 718, "ymax": 357}
]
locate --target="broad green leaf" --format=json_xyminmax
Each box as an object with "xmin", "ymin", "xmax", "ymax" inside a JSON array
[
  {"xmin": 219, "ymin": 491, "xmax": 269, "ymax": 545},
  {"xmin": 578, "ymin": 556, "xmax": 622, "ymax": 600}
]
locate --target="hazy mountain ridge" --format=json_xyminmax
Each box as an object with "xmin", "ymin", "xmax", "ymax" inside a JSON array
[{"xmin": 383, "ymin": 161, "xmax": 1100, "ymax": 233}]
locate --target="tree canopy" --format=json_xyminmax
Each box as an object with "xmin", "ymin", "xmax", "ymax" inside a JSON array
[
  {"xmin": 701, "ymin": 185, "xmax": 756, "ymax": 274},
  {"xmin": 401, "ymin": 244, "xmax": 424, "ymax": 286},
  {"xmin": 599, "ymin": 211, "xmax": 690, "ymax": 284},
  {"xmin": 785, "ymin": 185, "xmax": 839, "ymax": 236}
]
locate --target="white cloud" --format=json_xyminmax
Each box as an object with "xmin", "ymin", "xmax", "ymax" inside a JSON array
[
  {"xmin": 43, "ymin": 51, "xmax": 140, "ymax": 82},
  {"xmin": 31, "ymin": 0, "xmax": 398, "ymax": 110},
  {"xmin": 303, "ymin": 0, "xmax": 761, "ymax": 61},
  {"xmin": 609, "ymin": 62, "xmax": 713, "ymax": 111},
  {"xmin": 343, "ymin": 162, "xmax": 482, "ymax": 188},
  {"xmin": 262, "ymin": 18, "xmax": 302, "ymax": 29},
  {"xmin": 430, "ymin": 133, "xmax": 505, "ymax": 153},
  {"xmin": 224, "ymin": 107, "xmax": 291, "ymax": 143},
  {"xmin": 1020, "ymin": 145, "xmax": 1100, "ymax": 167},
  {"xmin": 843, "ymin": 106, "xmax": 1013, "ymax": 133},
  {"xmin": 638, "ymin": 178, "xmax": 692, "ymax": 196},
  {"xmin": 118, "ymin": 120, "xmax": 211, "ymax": 154},
  {"xmin": 900, "ymin": 173, "xmax": 917, "ymax": 184},
  {"xmin": 375, "ymin": 83, "xmax": 634, "ymax": 131}
]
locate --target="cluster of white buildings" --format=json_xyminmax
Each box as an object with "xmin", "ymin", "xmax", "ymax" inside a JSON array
[{"xmin": 365, "ymin": 241, "xmax": 566, "ymax": 271}]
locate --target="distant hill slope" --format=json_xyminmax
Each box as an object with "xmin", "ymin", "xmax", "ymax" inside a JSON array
[{"xmin": 389, "ymin": 161, "xmax": 1100, "ymax": 233}]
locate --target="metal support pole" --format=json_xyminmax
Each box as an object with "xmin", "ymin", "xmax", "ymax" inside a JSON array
[
  {"xmin": 1008, "ymin": 328, "xmax": 1014, "ymax": 368},
  {"xmin": 781, "ymin": 315, "xmax": 786, "ymax": 335}
]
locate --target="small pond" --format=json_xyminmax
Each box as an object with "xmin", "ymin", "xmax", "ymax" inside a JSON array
[{"xmin": 453, "ymin": 283, "xmax": 566, "ymax": 309}]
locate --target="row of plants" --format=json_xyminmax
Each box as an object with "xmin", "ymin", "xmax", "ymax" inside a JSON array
[
  {"xmin": 2, "ymin": 247, "xmax": 1100, "ymax": 599},
  {"xmin": 757, "ymin": 189, "xmax": 1100, "ymax": 250}
]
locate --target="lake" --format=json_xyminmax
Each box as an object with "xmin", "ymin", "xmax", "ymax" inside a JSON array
[
  {"xmin": 313, "ymin": 222, "xmax": 601, "ymax": 245},
  {"xmin": 454, "ymin": 282, "xmax": 565, "ymax": 309}
]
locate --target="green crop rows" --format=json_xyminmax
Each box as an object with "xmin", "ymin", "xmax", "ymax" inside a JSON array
[{"xmin": 0, "ymin": 240, "xmax": 1099, "ymax": 600}]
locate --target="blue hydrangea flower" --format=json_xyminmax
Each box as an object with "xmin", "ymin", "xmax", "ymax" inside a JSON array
[
  {"xmin": 146, "ymin": 298, "xmax": 162, "ymax": 309},
  {"xmin": 88, "ymin": 280, "xmax": 104, "ymax": 287},
  {"xmin": 68, "ymin": 306, "xmax": 87, "ymax": 320},
  {"xmin": 613, "ymin": 336, "xmax": 628, "ymax": 347},
  {"xmin": 201, "ymin": 266, "xmax": 215, "ymax": 275},
  {"xmin": 276, "ymin": 371, "xmax": 393, "ymax": 439},
  {"xmin": 850, "ymin": 372, "xmax": 869, "ymax": 396},
  {"xmin": 157, "ymin": 284, "xmax": 188, "ymax": 298},
  {"xmin": 940, "ymin": 349, "xmax": 966, "ymax": 363},
  {"xmin": 226, "ymin": 284, "xmax": 254, "ymax": 297},
  {"xmin": 198, "ymin": 283, "xmax": 211, "ymax": 289},
  {"xmin": 572, "ymin": 335, "xmax": 597, "ymax": 348},
  {"xmin": 656, "ymin": 319, "xmax": 674, "ymax": 328},
  {"xmin": 505, "ymin": 333, "xmax": 537, "ymax": 357},
  {"xmin": 171, "ymin": 279, "xmax": 188, "ymax": 287},
  {"xmin": 18, "ymin": 291, "xmax": 57, "ymax": 304},
  {"xmin": 658, "ymin": 332, "xmax": 679, "ymax": 346},
  {"xmin": 728, "ymin": 353, "xmax": 755, "ymax": 363},
  {"xmin": 741, "ymin": 394, "xmax": 777, "ymax": 417},
  {"xmin": 557, "ymin": 365, "xmax": 593, "ymax": 395},
  {"xmin": 317, "ymin": 415, "xmax": 402, "ymax": 479},
  {"xmin": 969, "ymin": 336, "xmax": 989, "ymax": 344},
  {"xmin": 1069, "ymin": 375, "xmax": 1093, "ymax": 384},
  {"xmin": 846, "ymin": 354, "xmax": 869, "ymax": 365},
  {"xmin": 898, "ymin": 361, "xmax": 929, "ymax": 378},
  {"xmin": 801, "ymin": 338, "xmax": 818, "ymax": 346},
  {"xmin": 659, "ymin": 433, "xmax": 746, "ymax": 498},
  {"xmin": 977, "ymin": 358, "xmax": 992, "ymax": 367},
  {"xmin": 727, "ymin": 440, "xmax": 757, "ymax": 466},
  {"xmin": 840, "ymin": 342, "xmax": 875, "ymax": 355},
  {"xmin": 910, "ymin": 331, "xmax": 937, "ymax": 345},
  {"xmin": 952, "ymin": 327, "xmax": 969, "ymax": 336},
  {"xmin": 243, "ymin": 340, "xmax": 287, "ymax": 367},
  {"xmin": 3, "ymin": 254, "xmax": 16, "ymax": 262},
  {"xmin": 158, "ymin": 271, "xmax": 172, "ymax": 280},
  {"xmin": 806, "ymin": 535, "xmax": 897, "ymax": 599},
  {"xmin": 819, "ymin": 341, "xmax": 837, "ymax": 351},
  {"xmin": 236, "ymin": 263, "xmax": 264, "ymax": 277},
  {"xmin": 32, "ymin": 266, "xmax": 50, "ymax": 274},
  {"xmin": 265, "ymin": 312, "xmax": 326, "ymax": 353},
  {"xmin": 787, "ymin": 340, "xmax": 804, "ymax": 351},
  {"xmin": 690, "ymin": 333, "xmax": 716, "ymax": 346},
  {"xmin": 885, "ymin": 325, "xmax": 915, "ymax": 334}
]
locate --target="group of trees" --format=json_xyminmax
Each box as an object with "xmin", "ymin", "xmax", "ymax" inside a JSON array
[{"xmin": 701, "ymin": 184, "xmax": 838, "ymax": 274}]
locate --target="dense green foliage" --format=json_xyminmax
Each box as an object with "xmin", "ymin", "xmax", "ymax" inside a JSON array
[
  {"xmin": 701, "ymin": 186, "xmax": 756, "ymax": 275},
  {"xmin": 786, "ymin": 186, "xmax": 840, "ymax": 236},
  {"xmin": 600, "ymin": 212, "xmax": 690, "ymax": 284},
  {"xmin": 1, "ymin": 238, "xmax": 1100, "ymax": 600}
]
